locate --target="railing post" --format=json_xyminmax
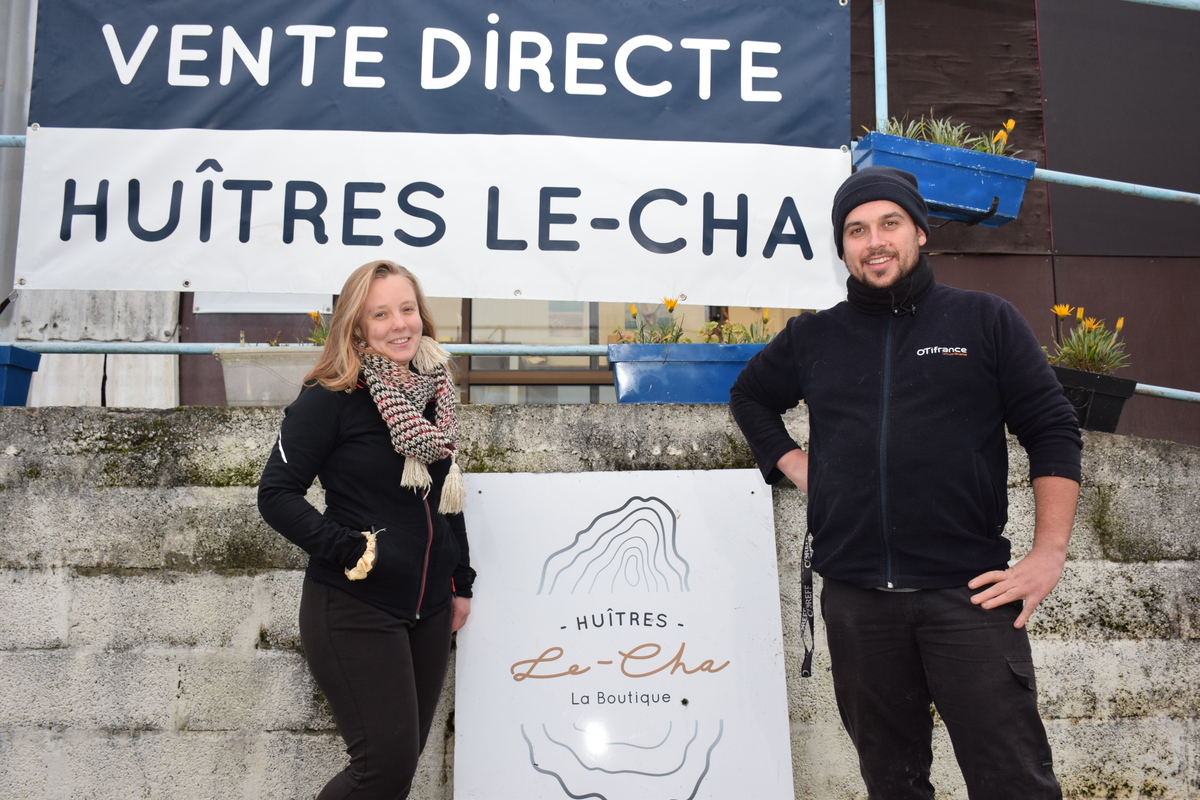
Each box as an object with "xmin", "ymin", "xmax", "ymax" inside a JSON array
[{"xmin": 873, "ymin": 0, "xmax": 889, "ymax": 132}]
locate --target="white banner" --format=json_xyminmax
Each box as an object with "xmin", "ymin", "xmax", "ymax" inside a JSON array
[
  {"xmin": 19, "ymin": 0, "xmax": 851, "ymax": 306},
  {"xmin": 16, "ymin": 127, "xmax": 849, "ymax": 307},
  {"xmin": 455, "ymin": 470, "xmax": 793, "ymax": 800}
]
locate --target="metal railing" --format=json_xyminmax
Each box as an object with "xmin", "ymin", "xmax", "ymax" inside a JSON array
[
  {"xmin": 2, "ymin": 341, "xmax": 609, "ymax": 357},
  {"xmin": 2, "ymin": 340, "xmax": 1196, "ymax": 403}
]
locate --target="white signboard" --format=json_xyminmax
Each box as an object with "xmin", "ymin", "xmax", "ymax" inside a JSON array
[{"xmin": 456, "ymin": 470, "xmax": 793, "ymax": 800}]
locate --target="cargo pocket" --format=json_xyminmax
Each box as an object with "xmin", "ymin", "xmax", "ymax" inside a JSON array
[{"xmin": 1007, "ymin": 656, "xmax": 1038, "ymax": 692}]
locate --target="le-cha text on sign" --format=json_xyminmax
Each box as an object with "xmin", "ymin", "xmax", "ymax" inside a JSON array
[{"xmin": 59, "ymin": 170, "xmax": 816, "ymax": 260}]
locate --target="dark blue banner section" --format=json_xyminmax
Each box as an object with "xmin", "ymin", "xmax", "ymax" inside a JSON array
[{"xmin": 30, "ymin": 0, "xmax": 849, "ymax": 148}]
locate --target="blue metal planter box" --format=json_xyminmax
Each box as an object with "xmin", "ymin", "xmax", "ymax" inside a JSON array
[
  {"xmin": 852, "ymin": 132, "xmax": 1037, "ymax": 227},
  {"xmin": 0, "ymin": 345, "xmax": 42, "ymax": 406},
  {"xmin": 607, "ymin": 343, "xmax": 766, "ymax": 404}
]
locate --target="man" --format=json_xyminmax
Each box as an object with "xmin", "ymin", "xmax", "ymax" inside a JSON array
[{"xmin": 730, "ymin": 166, "xmax": 1081, "ymax": 799}]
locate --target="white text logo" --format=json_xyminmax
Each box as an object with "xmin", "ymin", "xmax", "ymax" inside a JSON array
[{"xmin": 916, "ymin": 346, "xmax": 968, "ymax": 357}]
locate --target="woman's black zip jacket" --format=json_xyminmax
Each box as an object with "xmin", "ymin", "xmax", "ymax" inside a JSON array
[
  {"xmin": 730, "ymin": 263, "xmax": 1081, "ymax": 590},
  {"xmin": 258, "ymin": 381, "xmax": 475, "ymax": 621}
]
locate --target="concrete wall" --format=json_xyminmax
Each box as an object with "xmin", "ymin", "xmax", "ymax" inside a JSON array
[{"xmin": 1, "ymin": 404, "xmax": 1197, "ymax": 799}]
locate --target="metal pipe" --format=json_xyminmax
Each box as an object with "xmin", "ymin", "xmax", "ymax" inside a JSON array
[
  {"xmin": 1, "ymin": 341, "xmax": 610, "ymax": 357},
  {"xmin": 1118, "ymin": 0, "xmax": 1200, "ymax": 10},
  {"xmin": 1133, "ymin": 383, "xmax": 1200, "ymax": 404},
  {"xmin": 873, "ymin": 0, "xmax": 889, "ymax": 132},
  {"xmin": 6, "ymin": 342, "xmax": 1199, "ymax": 402},
  {"xmin": 1034, "ymin": 168, "xmax": 1200, "ymax": 206},
  {"xmin": 0, "ymin": 135, "xmax": 25, "ymax": 148}
]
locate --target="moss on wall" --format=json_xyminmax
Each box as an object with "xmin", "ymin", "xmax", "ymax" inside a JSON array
[
  {"xmin": 1087, "ymin": 484, "xmax": 1173, "ymax": 562},
  {"xmin": 459, "ymin": 443, "xmax": 519, "ymax": 473}
]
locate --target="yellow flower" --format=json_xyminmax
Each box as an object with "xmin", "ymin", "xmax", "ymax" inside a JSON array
[
  {"xmin": 762, "ymin": 308, "xmax": 770, "ymax": 322},
  {"xmin": 629, "ymin": 304, "xmax": 638, "ymax": 319},
  {"xmin": 308, "ymin": 311, "xmax": 322, "ymax": 323},
  {"xmin": 663, "ymin": 297, "xmax": 679, "ymax": 312},
  {"xmin": 1048, "ymin": 302, "xmax": 1131, "ymax": 374},
  {"xmin": 1003, "ymin": 119, "xmax": 1016, "ymax": 133},
  {"xmin": 993, "ymin": 129, "xmax": 1008, "ymax": 144}
]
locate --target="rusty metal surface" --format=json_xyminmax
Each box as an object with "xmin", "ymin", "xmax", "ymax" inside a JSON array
[
  {"xmin": 1038, "ymin": 0, "xmax": 1200, "ymax": 256},
  {"xmin": 851, "ymin": 0, "xmax": 1051, "ymax": 254},
  {"xmin": 930, "ymin": 253, "xmax": 1057, "ymax": 344}
]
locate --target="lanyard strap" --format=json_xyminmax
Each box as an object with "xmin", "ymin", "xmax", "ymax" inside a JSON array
[{"xmin": 800, "ymin": 528, "xmax": 815, "ymax": 678}]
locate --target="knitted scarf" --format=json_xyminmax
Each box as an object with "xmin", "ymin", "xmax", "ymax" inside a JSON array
[{"xmin": 359, "ymin": 337, "xmax": 465, "ymax": 514}]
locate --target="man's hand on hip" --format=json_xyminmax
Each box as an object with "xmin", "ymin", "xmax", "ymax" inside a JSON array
[
  {"xmin": 967, "ymin": 547, "xmax": 1066, "ymax": 629},
  {"xmin": 969, "ymin": 474, "xmax": 1078, "ymax": 629}
]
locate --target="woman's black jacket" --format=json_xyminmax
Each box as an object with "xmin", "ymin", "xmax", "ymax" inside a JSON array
[{"xmin": 258, "ymin": 382, "xmax": 475, "ymax": 621}]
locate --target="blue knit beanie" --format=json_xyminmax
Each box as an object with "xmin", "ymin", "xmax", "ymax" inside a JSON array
[{"xmin": 831, "ymin": 166, "xmax": 930, "ymax": 257}]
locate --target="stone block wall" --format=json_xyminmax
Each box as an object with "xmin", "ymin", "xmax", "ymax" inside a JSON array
[{"xmin": 0, "ymin": 405, "xmax": 1197, "ymax": 798}]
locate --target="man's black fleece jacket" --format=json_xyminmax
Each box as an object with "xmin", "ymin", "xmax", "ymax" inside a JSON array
[{"xmin": 730, "ymin": 266, "xmax": 1082, "ymax": 590}]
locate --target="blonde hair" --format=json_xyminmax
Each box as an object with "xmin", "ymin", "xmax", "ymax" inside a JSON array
[{"xmin": 305, "ymin": 261, "xmax": 438, "ymax": 392}]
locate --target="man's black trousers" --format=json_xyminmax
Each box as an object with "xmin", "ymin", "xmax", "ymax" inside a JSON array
[{"xmin": 821, "ymin": 578, "xmax": 1062, "ymax": 800}]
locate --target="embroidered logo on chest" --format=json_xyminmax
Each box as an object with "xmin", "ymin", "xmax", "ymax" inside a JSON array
[{"xmin": 916, "ymin": 346, "xmax": 969, "ymax": 357}]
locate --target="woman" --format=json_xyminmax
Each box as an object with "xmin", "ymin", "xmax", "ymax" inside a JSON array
[{"xmin": 258, "ymin": 260, "xmax": 474, "ymax": 799}]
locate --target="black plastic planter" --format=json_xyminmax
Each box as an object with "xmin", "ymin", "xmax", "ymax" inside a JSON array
[{"xmin": 1052, "ymin": 366, "xmax": 1137, "ymax": 433}]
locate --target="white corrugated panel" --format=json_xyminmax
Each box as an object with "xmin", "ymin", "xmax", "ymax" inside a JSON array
[{"xmin": 4, "ymin": 289, "xmax": 180, "ymax": 408}]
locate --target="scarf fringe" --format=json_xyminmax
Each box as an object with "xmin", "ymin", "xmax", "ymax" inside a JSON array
[
  {"xmin": 411, "ymin": 335, "xmax": 451, "ymax": 374},
  {"xmin": 402, "ymin": 456, "xmax": 432, "ymax": 491},
  {"xmin": 401, "ymin": 455, "xmax": 464, "ymax": 514},
  {"xmin": 439, "ymin": 459, "xmax": 465, "ymax": 515}
]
